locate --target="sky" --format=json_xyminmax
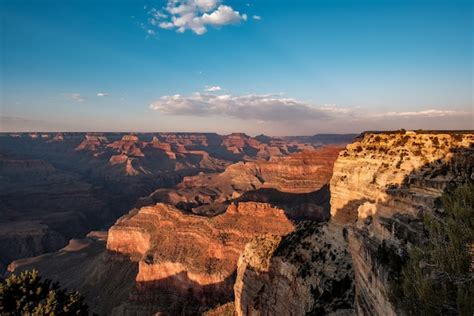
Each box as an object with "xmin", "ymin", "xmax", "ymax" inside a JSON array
[{"xmin": 0, "ymin": 0, "xmax": 472, "ymax": 135}]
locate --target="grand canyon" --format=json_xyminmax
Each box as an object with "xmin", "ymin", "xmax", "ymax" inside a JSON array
[
  {"xmin": 2, "ymin": 1, "xmax": 472, "ymax": 315},
  {"xmin": 1, "ymin": 130, "xmax": 472, "ymax": 315}
]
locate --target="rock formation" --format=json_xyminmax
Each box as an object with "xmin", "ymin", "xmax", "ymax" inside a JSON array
[
  {"xmin": 106, "ymin": 202, "xmax": 295, "ymax": 312},
  {"xmin": 231, "ymin": 130, "xmax": 473, "ymax": 316},
  {"xmin": 8, "ymin": 202, "xmax": 296, "ymax": 314},
  {"xmin": 0, "ymin": 132, "xmax": 319, "ymax": 273},
  {"xmin": 234, "ymin": 222, "xmax": 354, "ymax": 316},
  {"xmin": 329, "ymin": 131, "xmax": 474, "ymax": 315},
  {"xmin": 75, "ymin": 133, "xmax": 109, "ymax": 153},
  {"xmin": 143, "ymin": 146, "xmax": 341, "ymax": 218},
  {"xmin": 7, "ymin": 130, "xmax": 471, "ymax": 315}
]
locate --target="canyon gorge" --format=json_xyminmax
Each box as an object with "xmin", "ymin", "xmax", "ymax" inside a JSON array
[
  {"xmin": 3, "ymin": 130, "xmax": 473, "ymax": 315},
  {"xmin": 0, "ymin": 132, "xmax": 350, "ymax": 273}
]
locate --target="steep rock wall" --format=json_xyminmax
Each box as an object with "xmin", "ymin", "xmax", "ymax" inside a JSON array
[
  {"xmin": 329, "ymin": 131, "xmax": 474, "ymax": 315},
  {"xmin": 234, "ymin": 222, "xmax": 354, "ymax": 316}
]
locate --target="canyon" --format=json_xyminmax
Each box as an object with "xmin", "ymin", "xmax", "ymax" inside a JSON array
[
  {"xmin": 1, "ymin": 132, "xmax": 350, "ymax": 273},
  {"xmin": 231, "ymin": 130, "xmax": 473, "ymax": 315},
  {"xmin": 4, "ymin": 132, "xmax": 345, "ymax": 314},
  {"xmin": 4, "ymin": 130, "xmax": 473, "ymax": 315}
]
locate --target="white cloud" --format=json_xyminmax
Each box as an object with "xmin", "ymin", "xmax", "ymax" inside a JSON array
[
  {"xmin": 201, "ymin": 5, "xmax": 243, "ymax": 25},
  {"xmin": 97, "ymin": 92, "xmax": 109, "ymax": 97},
  {"xmin": 149, "ymin": 92, "xmax": 344, "ymax": 121},
  {"xmin": 204, "ymin": 85, "xmax": 222, "ymax": 92},
  {"xmin": 195, "ymin": 0, "xmax": 219, "ymax": 11},
  {"xmin": 319, "ymin": 104, "xmax": 352, "ymax": 114},
  {"xmin": 253, "ymin": 15, "xmax": 261, "ymax": 20},
  {"xmin": 146, "ymin": 0, "xmax": 247, "ymax": 35},
  {"xmin": 148, "ymin": 90, "xmax": 473, "ymax": 132},
  {"xmin": 64, "ymin": 93, "xmax": 85, "ymax": 102},
  {"xmin": 371, "ymin": 109, "xmax": 467, "ymax": 118}
]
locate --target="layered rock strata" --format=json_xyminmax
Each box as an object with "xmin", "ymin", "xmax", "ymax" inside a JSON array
[
  {"xmin": 143, "ymin": 146, "xmax": 341, "ymax": 217},
  {"xmin": 0, "ymin": 132, "xmax": 318, "ymax": 272},
  {"xmin": 329, "ymin": 131, "xmax": 474, "ymax": 315},
  {"xmin": 107, "ymin": 202, "xmax": 295, "ymax": 311}
]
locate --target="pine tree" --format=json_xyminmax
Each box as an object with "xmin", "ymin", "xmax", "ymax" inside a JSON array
[{"xmin": 0, "ymin": 269, "xmax": 89, "ymax": 315}]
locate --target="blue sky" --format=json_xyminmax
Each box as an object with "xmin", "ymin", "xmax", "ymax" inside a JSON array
[{"xmin": 1, "ymin": 0, "xmax": 472, "ymax": 135}]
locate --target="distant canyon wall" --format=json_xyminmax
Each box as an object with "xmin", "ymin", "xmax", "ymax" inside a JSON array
[{"xmin": 0, "ymin": 131, "xmax": 324, "ymax": 273}]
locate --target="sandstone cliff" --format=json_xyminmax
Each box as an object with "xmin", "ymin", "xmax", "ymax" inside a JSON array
[
  {"xmin": 329, "ymin": 131, "xmax": 474, "ymax": 315},
  {"xmin": 232, "ymin": 131, "xmax": 473, "ymax": 316},
  {"xmin": 106, "ymin": 202, "xmax": 295, "ymax": 313}
]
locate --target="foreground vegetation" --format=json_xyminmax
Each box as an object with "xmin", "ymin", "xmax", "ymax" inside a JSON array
[
  {"xmin": 0, "ymin": 269, "xmax": 89, "ymax": 315},
  {"xmin": 390, "ymin": 183, "xmax": 474, "ymax": 315}
]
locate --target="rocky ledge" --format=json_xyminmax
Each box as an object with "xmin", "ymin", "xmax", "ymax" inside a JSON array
[{"xmin": 107, "ymin": 202, "xmax": 295, "ymax": 310}]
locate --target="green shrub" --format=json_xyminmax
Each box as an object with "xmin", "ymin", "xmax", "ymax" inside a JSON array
[
  {"xmin": 0, "ymin": 269, "xmax": 89, "ymax": 315},
  {"xmin": 389, "ymin": 184, "xmax": 474, "ymax": 315}
]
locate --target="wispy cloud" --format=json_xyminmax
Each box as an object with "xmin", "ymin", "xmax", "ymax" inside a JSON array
[
  {"xmin": 97, "ymin": 92, "xmax": 109, "ymax": 97},
  {"xmin": 204, "ymin": 85, "xmax": 222, "ymax": 92},
  {"xmin": 253, "ymin": 15, "xmax": 261, "ymax": 20},
  {"xmin": 370, "ymin": 109, "xmax": 467, "ymax": 118},
  {"xmin": 0, "ymin": 116, "xmax": 37, "ymax": 123},
  {"xmin": 149, "ymin": 92, "xmax": 352, "ymax": 121},
  {"xmin": 146, "ymin": 29, "xmax": 156, "ymax": 37},
  {"xmin": 64, "ymin": 93, "xmax": 86, "ymax": 102},
  {"xmin": 146, "ymin": 0, "xmax": 247, "ymax": 35},
  {"xmin": 319, "ymin": 104, "xmax": 352, "ymax": 114},
  {"xmin": 148, "ymin": 89, "xmax": 472, "ymax": 130}
]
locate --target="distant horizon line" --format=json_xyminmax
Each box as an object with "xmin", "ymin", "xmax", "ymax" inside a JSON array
[{"xmin": 1, "ymin": 130, "xmax": 473, "ymax": 137}]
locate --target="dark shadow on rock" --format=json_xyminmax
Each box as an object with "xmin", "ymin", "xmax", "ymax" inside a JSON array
[
  {"xmin": 331, "ymin": 197, "xmax": 375, "ymax": 225},
  {"xmin": 8, "ymin": 237, "xmax": 139, "ymax": 316},
  {"xmin": 130, "ymin": 270, "xmax": 237, "ymax": 315},
  {"xmin": 234, "ymin": 184, "xmax": 331, "ymax": 221},
  {"xmin": 137, "ymin": 184, "xmax": 333, "ymax": 220}
]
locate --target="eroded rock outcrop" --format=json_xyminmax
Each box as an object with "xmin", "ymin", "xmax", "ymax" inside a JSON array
[
  {"xmin": 232, "ymin": 131, "xmax": 473, "ymax": 316},
  {"xmin": 234, "ymin": 222, "xmax": 354, "ymax": 316},
  {"xmin": 107, "ymin": 202, "xmax": 295, "ymax": 312},
  {"xmin": 330, "ymin": 131, "xmax": 474, "ymax": 315},
  {"xmin": 143, "ymin": 146, "xmax": 341, "ymax": 218}
]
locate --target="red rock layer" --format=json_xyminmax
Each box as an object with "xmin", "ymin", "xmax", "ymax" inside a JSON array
[
  {"xmin": 144, "ymin": 146, "xmax": 342, "ymax": 217},
  {"xmin": 107, "ymin": 202, "xmax": 295, "ymax": 306}
]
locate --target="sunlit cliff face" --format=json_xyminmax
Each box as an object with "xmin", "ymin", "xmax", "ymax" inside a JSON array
[{"xmin": 107, "ymin": 202, "xmax": 295, "ymax": 305}]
